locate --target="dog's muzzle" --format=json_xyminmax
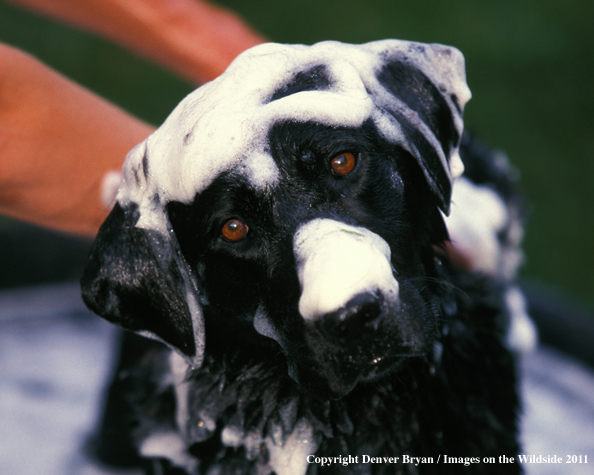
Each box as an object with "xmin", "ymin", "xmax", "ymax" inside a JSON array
[
  {"xmin": 293, "ymin": 219, "xmax": 419, "ymax": 397},
  {"xmin": 295, "ymin": 218, "xmax": 399, "ymax": 325}
]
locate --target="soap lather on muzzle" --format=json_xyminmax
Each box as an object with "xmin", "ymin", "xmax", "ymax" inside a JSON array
[{"xmin": 294, "ymin": 219, "xmax": 401, "ymax": 343}]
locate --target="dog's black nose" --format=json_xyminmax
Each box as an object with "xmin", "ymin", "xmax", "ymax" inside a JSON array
[{"xmin": 317, "ymin": 292, "xmax": 384, "ymax": 345}]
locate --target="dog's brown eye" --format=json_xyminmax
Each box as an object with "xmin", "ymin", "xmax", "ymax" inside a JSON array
[
  {"xmin": 221, "ymin": 219, "xmax": 248, "ymax": 242},
  {"xmin": 330, "ymin": 152, "xmax": 356, "ymax": 176}
]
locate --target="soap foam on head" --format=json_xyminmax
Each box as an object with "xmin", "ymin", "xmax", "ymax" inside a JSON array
[{"xmin": 116, "ymin": 40, "xmax": 471, "ymax": 231}]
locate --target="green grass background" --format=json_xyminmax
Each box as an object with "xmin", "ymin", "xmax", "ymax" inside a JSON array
[{"xmin": 0, "ymin": 0, "xmax": 592, "ymax": 308}]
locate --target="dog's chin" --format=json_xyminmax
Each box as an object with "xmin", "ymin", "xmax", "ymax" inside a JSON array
[
  {"xmin": 359, "ymin": 353, "xmax": 410, "ymax": 383},
  {"xmin": 284, "ymin": 305, "xmax": 433, "ymax": 399},
  {"xmin": 288, "ymin": 346, "xmax": 423, "ymax": 400}
]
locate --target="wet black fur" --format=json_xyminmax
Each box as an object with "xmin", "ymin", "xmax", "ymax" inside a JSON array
[
  {"xmin": 83, "ymin": 121, "xmax": 522, "ymax": 474},
  {"xmin": 99, "ymin": 267, "xmax": 519, "ymax": 475}
]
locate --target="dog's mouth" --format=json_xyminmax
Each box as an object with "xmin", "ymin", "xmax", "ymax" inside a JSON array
[
  {"xmin": 283, "ymin": 296, "xmax": 429, "ymax": 399},
  {"xmin": 360, "ymin": 352, "xmax": 410, "ymax": 381},
  {"xmin": 289, "ymin": 341, "xmax": 424, "ymax": 400}
]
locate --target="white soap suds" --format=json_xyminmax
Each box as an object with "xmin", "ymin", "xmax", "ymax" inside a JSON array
[
  {"xmin": 197, "ymin": 411, "xmax": 217, "ymax": 433},
  {"xmin": 445, "ymin": 179, "xmax": 537, "ymax": 353},
  {"xmin": 449, "ymin": 151, "xmax": 465, "ymax": 180},
  {"xmin": 221, "ymin": 425, "xmax": 244, "ymax": 448},
  {"xmin": 183, "ymin": 287, "xmax": 206, "ymax": 368},
  {"xmin": 505, "ymin": 286, "xmax": 538, "ymax": 353},
  {"xmin": 139, "ymin": 431, "xmax": 197, "ymax": 473},
  {"xmin": 294, "ymin": 219, "xmax": 399, "ymax": 320},
  {"xmin": 99, "ymin": 170, "xmax": 122, "ymax": 208},
  {"xmin": 220, "ymin": 417, "xmax": 318, "ymax": 475},
  {"xmin": 169, "ymin": 351, "xmax": 191, "ymax": 437},
  {"xmin": 265, "ymin": 418, "xmax": 318, "ymax": 475},
  {"xmin": 444, "ymin": 177, "xmax": 508, "ymax": 276},
  {"xmin": 116, "ymin": 40, "xmax": 471, "ymax": 227}
]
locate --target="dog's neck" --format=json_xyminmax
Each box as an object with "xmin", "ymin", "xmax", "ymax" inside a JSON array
[{"xmin": 131, "ymin": 255, "xmax": 515, "ymax": 475}]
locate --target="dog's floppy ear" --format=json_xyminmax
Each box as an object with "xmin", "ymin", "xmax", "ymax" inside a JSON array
[
  {"xmin": 371, "ymin": 42, "xmax": 471, "ymax": 214},
  {"xmin": 81, "ymin": 201, "xmax": 204, "ymax": 368}
]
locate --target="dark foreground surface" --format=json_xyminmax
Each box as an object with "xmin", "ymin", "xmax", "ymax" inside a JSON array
[{"xmin": 0, "ymin": 283, "xmax": 592, "ymax": 475}]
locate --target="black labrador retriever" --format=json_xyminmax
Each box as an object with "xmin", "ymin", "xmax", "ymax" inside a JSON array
[{"xmin": 82, "ymin": 40, "xmax": 525, "ymax": 474}]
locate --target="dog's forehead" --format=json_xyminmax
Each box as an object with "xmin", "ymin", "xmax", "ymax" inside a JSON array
[{"xmin": 117, "ymin": 40, "xmax": 470, "ymax": 229}]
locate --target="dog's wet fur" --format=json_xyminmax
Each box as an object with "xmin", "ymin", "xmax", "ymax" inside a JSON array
[{"xmin": 82, "ymin": 41, "xmax": 522, "ymax": 474}]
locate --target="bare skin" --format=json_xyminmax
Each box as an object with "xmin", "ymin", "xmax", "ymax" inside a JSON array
[
  {"xmin": 4, "ymin": 0, "xmax": 265, "ymax": 84},
  {"xmin": 0, "ymin": 0, "xmax": 265, "ymax": 236},
  {"xmin": 0, "ymin": 44, "xmax": 155, "ymax": 235}
]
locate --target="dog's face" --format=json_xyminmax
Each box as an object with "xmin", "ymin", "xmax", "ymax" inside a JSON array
[{"xmin": 82, "ymin": 40, "xmax": 470, "ymax": 398}]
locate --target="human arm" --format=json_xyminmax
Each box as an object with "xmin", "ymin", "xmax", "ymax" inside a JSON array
[
  {"xmin": 0, "ymin": 43, "xmax": 155, "ymax": 236},
  {"xmin": 4, "ymin": 0, "xmax": 266, "ymax": 84}
]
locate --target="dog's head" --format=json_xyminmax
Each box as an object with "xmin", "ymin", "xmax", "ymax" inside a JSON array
[{"xmin": 82, "ymin": 40, "xmax": 470, "ymax": 398}]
